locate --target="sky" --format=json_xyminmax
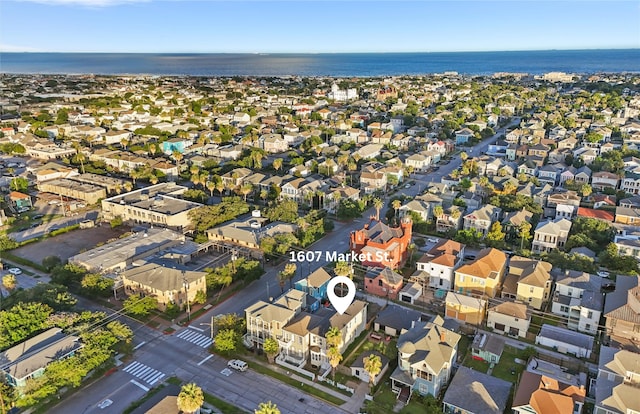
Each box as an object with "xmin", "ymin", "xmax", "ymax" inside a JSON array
[{"xmin": 1, "ymin": 1, "xmax": 639, "ymax": 53}]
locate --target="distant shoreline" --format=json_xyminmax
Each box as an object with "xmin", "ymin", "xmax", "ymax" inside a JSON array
[{"xmin": 2, "ymin": 49, "xmax": 638, "ymax": 77}]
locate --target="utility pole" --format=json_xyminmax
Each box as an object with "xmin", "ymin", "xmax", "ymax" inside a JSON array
[{"xmin": 182, "ymin": 270, "xmax": 190, "ymax": 321}]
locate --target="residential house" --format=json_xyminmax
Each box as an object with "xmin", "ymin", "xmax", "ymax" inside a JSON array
[
  {"xmin": 325, "ymin": 186, "xmax": 360, "ymax": 214},
  {"xmin": 620, "ymin": 172, "xmax": 640, "ymax": 195},
  {"xmin": 559, "ymin": 166, "xmax": 577, "ymax": 185},
  {"xmin": 454, "ymin": 128, "xmax": 475, "ymax": 145},
  {"xmin": 293, "ymin": 267, "xmax": 331, "ymax": 312},
  {"xmin": 576, "ymin": 207, "xmax": 614, "ymax": 223},
  {"xmin": 161, "ymin": 137, "xmax": 193, "ymax": 155},
  {"xmin": 535, "ymin": 324, "xmax": 593, "ymax": 359},
  {"xmin": 364, "ymin": 267, "xmax": 404, "ymax": 300},
  {"xmin": 350, "ymin": 351, "xmax": 390, "ymax": 386},
  {"xmin": 398, "ymin": 193, "xmax": 442, "ymax": 222},
  {"xmin": 518, "ymin": 160, "xmax": 539, "ymax": 178},
  {"xmin": 471, "ymin": 332, "xmax": 505, "ymax": 364},
  {"xmin": 537, "ymin": 164, "xmax": 561, "ymax": 186},
  {"xmin": 531, "ymin": 218, "xmax": 572, "ymax": 254},
  {"xmin": 1, "ymin": 328, "xmax": 83, "ymax": 387},
  {"xmin": 259, "ymin": 134, "xmax": 289, "ymax": 153},
  {"xmin": 501, "ymin": 256, "xmax": 552, "ymax": 310},
  {"xmin": 614, "ymin": 207, "xmax": 640, "ymax": 225},
  {"xmin": 221, "ymin": 167, "xmax": 253, "ymax": 189},
  {"xmin": 405, "ymin": 152, "xmax": 432, "ymax": 172},
  {"xmin": 592, "ymin": 171, "xmax": 620, "ymax": 191},
  {"xmin": 374, "ymin": 305, "xmax": 423, "ymax": 336},
  {"xmin": 244, "ymin": 289, "xmax": 304, "ymax": 350},
  {"xmin": 594, "ymin": 347, "xmax": 640, "ymax": 414},
  {"xmin": 350, "ymin": 218, "xmax": 412, "ymax": 269},
  {"xmin": 454, "ymin": 248, "xmax": 507, "ymax": 298},
  {"xmin": 390, "ymin": 316, "xmax": 460, "ymax": 402},
  {"xmin": 551, "ymin": 270, "xmax": 604, "ymax": 335},
  {"xmin": 416, "ymin": 239, "xmax": 465, "ymax": 291},
  {"xmin": 528, "ymin": 143, "xmax": 551, "ymax": 158},
  {"xmin": 603, "ymin": 275, "xmax": 640, "ymax": 343},
  {"xmin": 502, "ymin": 209, "xmax": 534, "ymax": 242},
  {"xmin": 445, "ymin": 291, "xmax": 487, "ymax": 325},
  {"xmin": 512, "ymin": 371, "xmax": 585, "ymax": 414},
  {"xmin": 360, "ymin": 164, "xmax": 388, "ymax": 194},
  {"xmin": 463, "ymin": 204, "xmax": 502, "ymax": 237},
  {"xmin": 487, "ymin": 302, "xmax": 531, "ymax": 338},
  {"xmin": 7, "ymin": 191, "xmax": 32, "ymax": 211},
  {"xmin": 122, "ymin": 262, "xmax": 207, "ymax": 312},
  {"xmin": 442, "ymin": 367, "xmax": 512, "ymax": 414}
]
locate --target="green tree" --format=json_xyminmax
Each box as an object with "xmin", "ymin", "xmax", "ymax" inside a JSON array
[
  {"xmin": 10, "ymin": 177, "xmax": 28, "ymax": 192},
  {"xmin": 485, "ymin": 221, "xmax": 506, "ymax": 247},
  {"xmin": 177, "ymin": 383, "xmax": 204, "ymax": 414},
  {"xmin": 2, "ymin": 274, "xmax": 17, "ymax": 293},
  {"xmin": 326, "ymin": 326, "xmax": 343, "ymax": 379},
  {"xmin": 214, "ymin": 329, "xmax": 238, "ymax": 353},
  {"xmin": 263, "ymin": 337, "xmax": 279, "ymax": 364},
  {"xmin": 373, "ymin": 198, "xmax": 384, "ymax": 221},
  {"xmin": 255, "ymin": 401, "xmax": 281, "ymax": 414},
  {"xmin": 80, "ymin": 273, "xmax": 114, "ymax": 297},
  {"xmin": 518, "ymin": 221, "xmax": 532, "ymax": 250},
  {"xmin": 41, "ymin": 255, "xmax": 62, "ymax": 271},
  {"xmin": 122, "ymin": 294, "xmax": 158, "ymax": 317},
  {"xmin": 363, "ymin": 353, "xmax": 382, "ymax": 391},
  {"xmin": 334, "ymin": 260, "xmax": 352, "ymax": 279},
  {"xmin": 326, "ymin": 345, "xmax": 343, "ymax": 381}
]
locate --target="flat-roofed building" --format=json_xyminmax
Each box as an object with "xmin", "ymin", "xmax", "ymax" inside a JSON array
[
  {"xmin": 38, "ymin": 178, "xmax": 107, "ymax": 204},
  {"xmin": 121, "ymin": 261, "xmax": 207, "ymax": 311},
  {"xmin": 71, "ymin": 173, "xmax": 131, "ymax": 195},
  {"xmin": 205, "ymin": 211, "xmax": 297, "ymax": 252},
  {"xmin": 69, "ymin": 228, "xmax": 192, "ymax": 273},
  {"xmin": 1, "ymin": 328, "xmax": 83, "ymax": 387},
  {"xmin": 101, "ymin": 182, "xmax": 201, "ymax": 231}
]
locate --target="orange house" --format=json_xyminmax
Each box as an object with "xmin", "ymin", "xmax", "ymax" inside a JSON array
[
  {"xmin": 364, "ymin": 267, "xmax": 404, "ymax": 300},
  {"xmin": 350, "ymin": 217, "xmax": 412, "ymax": 269}
]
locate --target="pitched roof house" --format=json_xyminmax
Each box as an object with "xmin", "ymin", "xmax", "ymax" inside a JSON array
[
  {"xmin": 350, "ymin": 217, "xmax": 412, "ymax": 269},
  {"xmin": 531, "ymin": 218, "xmax": 572, "ymax": 254},
  {"xmin": 501, "ymin": 256, "xmax": 552, "ymax": 310},
  {"xmin": 512, "ymin": 371, "xmax": 586, "ymax": 414},
  {"xmin": 443, "ymin": 366, "xmax": 512, "ymax": 414},
  {"xmin": 454, "ymin": 248, "xmax": 507, "ymax": 298},
  {"xmin": 416, "ymin": 239, "xmax": 465, "ymax": 291},
  {"xmin": 603, "ymin": 275, "xmax": 640, "ymax": 343}
]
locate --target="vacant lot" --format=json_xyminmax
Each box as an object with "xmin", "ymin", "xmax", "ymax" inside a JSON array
[{"xmin": 13, "ymin": 225, "xmax": 131, "ymax": 264}]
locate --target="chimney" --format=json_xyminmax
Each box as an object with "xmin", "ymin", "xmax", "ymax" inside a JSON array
[{"xmin": 440, "ymin": 330, "xmax": 446, "ymax": 343}]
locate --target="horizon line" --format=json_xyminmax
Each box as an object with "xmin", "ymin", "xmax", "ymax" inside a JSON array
[{"xmin": 1, "ymin": 47, "xmax": 639, "ymax": 54}]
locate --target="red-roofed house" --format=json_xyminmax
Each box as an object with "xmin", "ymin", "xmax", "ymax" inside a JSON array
[
  {"xmin": 364, "ymin": 267, "xmax": 404, "ymax": 300},
  {"xmin": 577, "ymin": 207, "xmax": 614, "ymax": 222},
  {"xmin": 350, "ymin": 217, "xmax": 412, "ymax": 269},
  {"xmin": 7, "ymin": 191, "xmax": 32, "ymax": 211},
  {"xmin": 416, "ymin": 239, "xmax": 465, "ymax": 290}
]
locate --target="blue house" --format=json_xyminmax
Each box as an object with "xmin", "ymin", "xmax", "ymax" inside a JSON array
[
  {"xmin": 454, "ymin": 128, "xmax": 475, "ymax": 145},
  {"xmin": 2, "ymin": 328, "xmax": 83, "ymax": 387},
  {"xmin": 161, "ymin": 137, "xmax": 193, "ymax": 155},
  {"xmin": 294, "ymin": 267, "xmax": 331, "ymax": 312},
  {"xmin": 390, "ymin": 316, "xmax": 460, "ymax": 403}
]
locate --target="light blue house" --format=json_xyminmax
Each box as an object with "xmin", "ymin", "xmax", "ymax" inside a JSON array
[
  {"xmin": 2, "ymin": 328, "xmax": 83, "ymax": 387},
  {"xmin": 162, "ymin": 137, "xmax": 193, "ymax": 155},
  {"xmin": 294, "ymin": 268, "xmax": 331, "ymax": 312},
  {"xmin": 454, "ymin": 128, "xmax": 475, "ymax": 145},
  {"xmin": 390, "ymin": 316, "xmax": 460, "ymax": 403}
]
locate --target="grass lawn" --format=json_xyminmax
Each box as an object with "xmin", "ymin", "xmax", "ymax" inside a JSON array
[
  {"xmin": 399, "ymin": 400, "xmax": 431, "ymax": 414},
  {"xmin": 462, "ymin": 355, "xmax": 490, "ymax": 373},
  {"xmin": 344, "ymin": 336, "xmax": 397, "ymax": 366},
  {"xmin": 529, "ymin": 314, "xmax": 560, "ymax": 335},
  {"xmin": 363, "ymin": 387, "xmax": 397, "ymax": 414},
  {"xmin": 249, "ymin": 362, "xmax": 346, "ymax": 405},
  {"xmin": 491, "ymin": 345, "xmax": 526, "ymax": 382}
]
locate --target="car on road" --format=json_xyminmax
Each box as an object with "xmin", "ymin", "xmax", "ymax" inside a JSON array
[
  {"xmin": 427, "ymin": 238, "xmax": 439, "ymax": 243},
  {"xmin": 227, "ymin": 359, "xmax": 248, "ymax": 372},
  {"xmin": 8, "ymin": 268, "xmax": 22, "ymax": 275},
  {"xmin": 597, "ymin": 271, "xmax": 611, "ymax": 278},
  {"xmin": 33, "ymin": 214, "xmax": 44, "ymax": 220},
  {"xmin": 98, "ymin": 399, "xmax": 113, "ymax": 409},
  {"xmin": 404, "ymin": 184, "xmax": 411, "ymax": 188},
  {"xmin": 464, "ymin": 255, "xmax": 476, "ymax": 261},
  {"xmin": 432, "ymin": 166, "xmax": 440, "ymax": 171}
]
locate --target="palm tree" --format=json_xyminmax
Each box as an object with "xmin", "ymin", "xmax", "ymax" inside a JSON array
[
  {"xmin": 176, "ymin": 383, "xmax": 204, "ymax": 414},
  {"xmin": 460, "ymin": 151, "xmax": 468, "ymax": 162},
  {"xmin": 334, "ymin": 260, "xmax": 352, "ymax": 279},
  {"xmin": 149, "ymin": 175, "xmax": 159, "ymax": 185},
  {"xmin": 450, "ymin": 208, "xmax": 462, "ymax": 220},
  {"xmin": 206, "ymin": 180, "xmax": 216, "ymax": 198},
  {"xmin": 392, "ymin": 199, "xmax": 402, "ymax": 223},
  {"xmin": 363, "ymin": 354, "xmax": 382, "ymax": 392},
  {"xmin": 326, "ymin": 326, "xmax": 342, "ymax": 349},
  {"xmin": 240, "ymin": 182, "xmax": 253, "ymax": 202},
  {"xmin": 191, "ymin": 173, "xmax": 201, "ymax": 189},
  {"xmin": 121, "ymin": 138, "xmax": 129, "ymax": 151},
  {"xmin": 255, "ymin": 401, "xmax": 281, "ymax": 414},
  {"xmin": 124, "ymin": 181, "xmax": 133, "ymax": 192},
  {"xmin": 190, "ymin": 165, "xmax": 200, "ymax": 177},
  {"xmin": 433, "ymin": 204, "xmax": 444, "ymax": 225},
  {"xmin": 172, "ymin": 150, "xmax": 184, "ymax": 174},
  {"xmin": 215, "ymin": 180, "xmax": 225, "ymax": 196},
  {"xmin": 273, "ymin": 158, "xmax": 283, "ymax": 174},
  {"xmin": 327, "ymin": 345, "xmax": 343, "ymax": 381},
  {"xmin": 373, "ymin": 198, "xmax": 383, "ymax": 221},
  {"xmin": 260, "ymin": 189, "xmax": 268, "ymax": 205},
  {"xmin": 73, "ymin": 142, "xmax": 86, "ymax": 174},
  {"xmin": 263, "ymin": 338, "xmax": 279, "ymax": 364}
]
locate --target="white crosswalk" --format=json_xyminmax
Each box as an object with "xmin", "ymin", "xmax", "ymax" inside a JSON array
[
  {"xmin": 176, "ymin": 328, "xmax": 213, "ymax": 348},
  {"xmin": 122, "ymin": 361, "xmax": 165, "ymax": 386}
]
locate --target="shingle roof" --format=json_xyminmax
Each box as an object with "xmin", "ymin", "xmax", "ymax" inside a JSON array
[
  {"xmin": 443, "ymin": 366, "xmax": 512, "ymax": 414},
  {"xmin": 456, "ymin": 247, "xmax": 506, "ymax": 279}
]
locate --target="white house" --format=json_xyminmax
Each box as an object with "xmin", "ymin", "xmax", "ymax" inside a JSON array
[{"xmin": 535, "ymin": 324, "xmax": 593, "ymax": 359}]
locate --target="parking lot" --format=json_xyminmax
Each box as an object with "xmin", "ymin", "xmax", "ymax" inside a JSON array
[{"xmin": 12, "ymin": 225, "xmax": 131, "ymax": 263}]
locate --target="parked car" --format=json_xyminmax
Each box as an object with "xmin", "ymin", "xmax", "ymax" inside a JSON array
[
  {"xmin": 33, "ymin": 214, "xmax": 44, "ymax": 220},
  {"xmin": 427, "ymin": 238, "xmax": 439, "ymax": 243},
  {"xmin": 8, "ymin": 268, "xmax": 22, "ymax": 275},
  {"xmin": 464, "ymin": 254, "xmax": 477, "ymax": 261},
  {"xmin": 597, "ymin": 271, "xmax": 611, "ymax": 278},
  {"xmin": 227, "ymin": 359, "xmax": 248, "ymax": 372},
  {"xmin": 98, "ymin": 399, "xmax": 113, "ymax": 409}
]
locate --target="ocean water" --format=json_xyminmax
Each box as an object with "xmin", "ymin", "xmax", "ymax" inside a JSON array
[{"xmin": 1, "ymin": 49, "xmax": 639, "ymax": 77}]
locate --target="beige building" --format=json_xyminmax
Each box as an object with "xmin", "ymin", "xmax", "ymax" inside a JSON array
[
  {"xmin": 487, "ymin": 302, "xmax": 531, "ymax": 338},
  {"xmin": 38, "ymin": 178, "xmax": 107, "ymax": 204},
  {"xmin": 101, "ymin": 182, "xmax": 201, "ymax": 231},
  {"xmin": 501, "ymin": 256, "xmax": 552, "ymax": 310},
  {"xmin": 244, "ymin": 289, "xmax": 367, "ymax": 368},
  {"xmin": 531, "ymin": 218, "xmax": 572, "ymax": 254},
  {"xmin": 122, "ymin": 262, "xmax": 206, "ymax": 311}
]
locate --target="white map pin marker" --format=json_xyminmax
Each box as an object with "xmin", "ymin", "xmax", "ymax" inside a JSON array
[{"xmin": 327, "ymin": 276, "xmax": 356, "ymax": 315}]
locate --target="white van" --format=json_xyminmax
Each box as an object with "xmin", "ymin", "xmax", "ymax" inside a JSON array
[{"xmin": 227, "ymin": 359, "xmax": 248, "ymax": 372}]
